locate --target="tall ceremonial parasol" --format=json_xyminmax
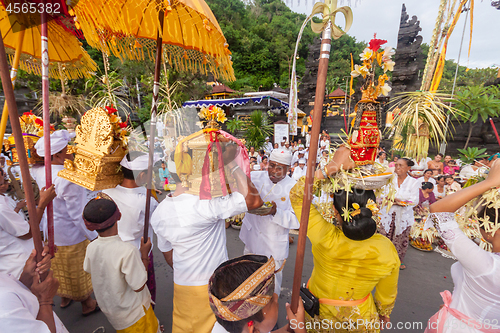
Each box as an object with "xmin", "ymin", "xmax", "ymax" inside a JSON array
[
  {"xmin": 0, "ymin": 2, "xmax": 97, "ymax": 256},
  {"xmin": 288, "ymin": 0, "xmax": 353, "ymax": 311},
  {"xmin": 71, "ymin": 0, "xmax": 235, "ymax": 242},
  {"xmin": 0, "ymin": 3, "xmax": 96, "ymax": 141}
]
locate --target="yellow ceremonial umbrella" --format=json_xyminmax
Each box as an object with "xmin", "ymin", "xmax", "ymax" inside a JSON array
[
  {"xmin": 0, "ymin": 4, "xmax": 97, "ymax": 139},
  {"xmin": 70, "ymin": 0, "xmax": 235, "ymax": 242},
  {"xmin": 72, "ymin": 0, "xmax": 234, "ymax": 81}
]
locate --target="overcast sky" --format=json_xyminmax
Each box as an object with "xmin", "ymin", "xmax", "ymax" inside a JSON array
[{"xmin": 285, "ymin": 0, "xmax": 499, "ymax": 69}]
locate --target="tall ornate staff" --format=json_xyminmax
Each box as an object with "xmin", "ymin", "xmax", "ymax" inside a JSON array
[
  {"xmin": 0, "ymin": 34, "xmax": 43, "ymax": 262},
  {"xmin": 289, "ymin": 0, "xmax": 353, "ymax": 311}
]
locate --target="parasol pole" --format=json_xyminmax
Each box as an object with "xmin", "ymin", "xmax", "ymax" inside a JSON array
[
  {"xmin": 144, "ymin": 9, "xmax": 165, "ymax": 242},
  {"xmin": 290, "ymin": 21, "xmax": 332, "ymax": 312},
  {"xmin": 0, "ymin": 34, "xmax": 44, "ymax": 262},
  {"xmin": 489, "ymin": 118, "xmax": 500, "ymax": 148},
  {"xmin": 0, "ymin": 30, "xmax": 25, "ymax": 141},
  {"xmin": 41, "ymin": 8, "xmax": 54, "ymax": 256}
]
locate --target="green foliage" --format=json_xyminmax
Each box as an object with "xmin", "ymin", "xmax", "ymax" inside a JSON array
[
  {"xmin": 206, "ymin": 0, "xmax": 316, "ymax": 90},
  {"xmin": 226, "ymin": 118, "xmax": 244, "ymax": 134},
  {"xmin": 454, "ymin": 85, "xmax": 500, "ymax": 123},
  {"xmin": 451, "ymin": 85, "xmax": 500, "ymax": 148},
  {"xmin": 242, "ymin": 110, "xmax": 273, "ymax": 149},
  {"xmin": 457, "ymin": 147, "xmax": 488, "ymax": 165}
]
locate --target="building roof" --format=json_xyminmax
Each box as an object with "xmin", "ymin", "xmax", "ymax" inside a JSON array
[
  {"xmin": 327, "ymin": 87, "xmax": 349, "ymax": 98},
  {"xmin": 211, "ymin": 83, "xmax": 235, "ymax": 94}
]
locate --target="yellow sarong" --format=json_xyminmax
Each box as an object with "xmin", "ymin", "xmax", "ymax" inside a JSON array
[
  {"xmin": 172, "ymin": 283, "xmax": 216, "ymax": 333},
  {"xmin": 117, "ymin": 305, "xmax": 159, "ymax": 333},
  {"xmin": 52, "ymin": 239, "xmax": 93, "ymax": 301}
]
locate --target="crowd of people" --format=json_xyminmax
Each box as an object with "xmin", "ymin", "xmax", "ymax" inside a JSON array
[{"xmin": 0, "ymin": 129, "xmax": 499, "ymax": 333}]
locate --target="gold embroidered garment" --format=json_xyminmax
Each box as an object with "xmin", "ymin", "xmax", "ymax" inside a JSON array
[{"xmin": 290, "ymin": 179, "xmax": 400, "ymax": 332}]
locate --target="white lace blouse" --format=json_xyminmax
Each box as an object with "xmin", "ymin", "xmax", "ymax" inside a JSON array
[{"xmin": 430, "ymin": 212, "xmax": 500, "ymax": 332}]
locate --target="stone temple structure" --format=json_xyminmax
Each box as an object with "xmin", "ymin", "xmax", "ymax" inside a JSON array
[{"xmin": 391, "ymin": 4, "xmax": 425, "ymax": 95}]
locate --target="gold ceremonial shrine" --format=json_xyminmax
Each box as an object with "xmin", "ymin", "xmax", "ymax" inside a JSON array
[
  {"xmin": 3, "ymin": 135, "xmax": 43, "ymax": 165},
  {"xmin": 58, "ymin": 107, "xmax": 127, "ymax": 191},
  {"xmin": 179, "ymin": 129, "xmax": 234, "ymax": 198}
]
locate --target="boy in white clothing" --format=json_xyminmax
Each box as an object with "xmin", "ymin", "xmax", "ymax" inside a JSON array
[{"xmin": 83, "ymin": 195, "xmax": 159, "ymax": 333}]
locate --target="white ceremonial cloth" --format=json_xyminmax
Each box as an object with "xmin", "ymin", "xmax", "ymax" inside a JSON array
[
  {"xmin": 380, "ymin": 175, "xmax": 419, "ymax": 236},
  {"xmin": 84, "ymin": 235, "xmax": 151, "ymax": 330},
  {"xmin": 0, "ymin": 195, "xmax": 33, "ymax": 279},
  {"xmin": 429, "ymin": 212, "xmax": 500, "ymax": 332},
  {"xmin": 292, "ymin": 166, "xmax": 307, "ymax": 181},
  {"xmin": 150, "ymin": 192, "xmax": 247, "ymax": 286},
  {"xmin": 0, "ymin": 273, "xmax": 69, "ymax": 333},
  {"xmin": 240, "ymin": 171, "xmax": 298, "ymax": 261},
  {"xmin": 102, "ymin": 186, "xmax": 158, "ymax": 250},
  {"xmin": 31, "ymin": 165, "xmax": 97, "ymax": 246}
]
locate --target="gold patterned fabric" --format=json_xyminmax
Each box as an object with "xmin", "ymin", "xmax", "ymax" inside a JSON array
[
  {"xmin": 116, "ymin": 305, "xmax": 159, "ymax": 333},
  {"xmin": 172, "ymin": 283, "xmax": 215, "ymax": 333},
  {"xmin": 208, "ymin": 256, "xmax": 276, "ymax": 321},
  {"xmin": 290, "ymin": 178, "xmax": 400, "ymax": 333},
  {"xmin": 52, "ymin": 239, "xmax": 93, "ymax": 301}
]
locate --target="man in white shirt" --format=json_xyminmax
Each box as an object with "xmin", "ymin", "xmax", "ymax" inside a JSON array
[
  {"xmin": 150, "ymin": 141, "xmax": 263, "ymax": 333},
  {"xmin": 239, "ymin": 149, "xmax": 298, "ymax": 295},
  {"xmin": 0, "ymin": 248, "xmax": 69, "ymax": 333},
  {"xmin": 102, "ymin": 152, "xmax": 160, "ymax": 303},
  {"xmin": 264, "ymin": 137, "xmax": 273, "ymax": 155},
  {"xmin": 32, "ymin": 130, "xmax": 98, "ymax": 314},
  {"xmin": 292, "ymin": 159, "xmax": 307, "ymax": 181},
  {"xmin": 0, "ymin": 175, "xmax": 56, "ymax": 279},
  {"xmin": 291, "ymin": 147, "xmax": 306, "ymax": 166}
]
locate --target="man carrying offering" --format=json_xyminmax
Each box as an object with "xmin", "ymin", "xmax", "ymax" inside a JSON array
[{"xmin": 239, "ymin": 148, "xmax": 299, "ymax": 295}]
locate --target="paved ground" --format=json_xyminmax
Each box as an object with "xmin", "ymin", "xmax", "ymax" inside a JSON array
[{"xmin": 54, "ymin": 225, "xmax": 454, "ymax": 333}]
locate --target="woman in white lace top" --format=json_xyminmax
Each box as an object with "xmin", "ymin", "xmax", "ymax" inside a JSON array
[{"xmin": 425, "ymin": 160, "xmax": 500, "ymax": 333}]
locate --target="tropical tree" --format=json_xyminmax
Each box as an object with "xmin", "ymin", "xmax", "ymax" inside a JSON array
[
  {"xmin": 453, "ymin": 85, "xmax": 500, "ymax": 149},
  {"xmin": 457, "ymin": 147, "xmax": 488, "ymax": 165},
  {"xmin": 242, "ymin": 110, "xmax": 273, "ymax": 150}
]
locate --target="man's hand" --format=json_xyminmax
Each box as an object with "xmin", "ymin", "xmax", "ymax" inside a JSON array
[
  {"xmin": 19, "ymin": 245, "xmax": 52, "ymax": 288},
  {"xmin": 38, "ymin": 185, "xmax": 56, "ymax": 208},
  {"xmin": 31, "ymin": 271, "xmax": 59, "ymax": 303},
  {"xmin": 260, "ymin": 201, "xmax": 277, "ymax": 216},
  {"xmin": 15, "ymin": 199, "xmax": 27, "ymax": 211},
  {"xmin": 140, "ymin": 237, "xmax": 152, "ymax": 259},
  {"xmin": 286, "ymin": 301, "xmax": 306, "ymax": 333}
]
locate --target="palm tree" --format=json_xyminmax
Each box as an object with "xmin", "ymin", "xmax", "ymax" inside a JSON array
[{"xmin": 242, "ymin": 111, "xmax": 273, "ymax": 150}]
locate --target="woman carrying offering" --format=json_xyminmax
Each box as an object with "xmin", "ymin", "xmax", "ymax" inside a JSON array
[
  {"xmin": 379, "ymin": 158, "xmax": 419, "ymax": 270},
  {"xmin": 290, "ymin": 147, "xmax": 400, "ymax": 333},
  {"xmin": 425, "ymin": 160, "xmax": 500, "ymax": 332}
]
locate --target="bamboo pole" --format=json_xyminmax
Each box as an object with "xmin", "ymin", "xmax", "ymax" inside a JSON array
[
  {"xmin": 0, "ymin": 30, "xmax": 25, "ymax": 141},
  {"xmin": 290, "ymin": 21, "xmax": 332, "ymax": 312},
  {"xmin": 144, "ymin": 9, "xmax": 165, "ymax": 242},
  {"xmin": 41, "ymin": 10, "xmax": 55, "ymax": 256},
  {"xmin": 0, "ymin": 34, "xmax": 43, "ymax": 262}
]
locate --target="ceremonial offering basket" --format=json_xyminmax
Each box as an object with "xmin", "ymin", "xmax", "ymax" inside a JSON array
[
  {"xmin": 58, "ymin": 107, "xmax": 128, "ymax": 191},
  {"xmin": 175, "ymin": 105, "xmax": 249, "ymax": 199},
  {"xmin": 338, "ymin": 172, "xmax": 393, "ymax": 191},
  {"xmin": 3, "ymin": 134, "xmax": 43, "ymax": 165}
]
